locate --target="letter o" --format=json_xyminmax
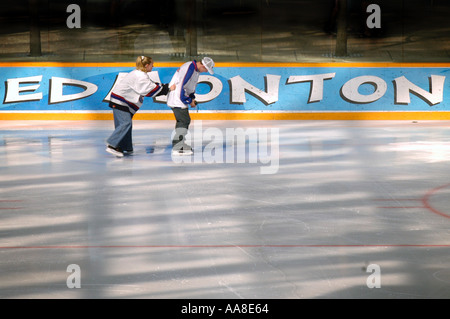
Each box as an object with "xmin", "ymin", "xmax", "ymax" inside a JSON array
[
  {"xmin": 195, "ymin": 75, "xmax": 223, "ymax": 103},
  {"xmin": 341, "ymin": 75, "xmax": 387, "ymax": 104}
]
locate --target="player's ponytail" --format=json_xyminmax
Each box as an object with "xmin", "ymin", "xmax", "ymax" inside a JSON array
[{"xmin": 136, "ymin": 55, "xmax": 153, "ymax": 72}]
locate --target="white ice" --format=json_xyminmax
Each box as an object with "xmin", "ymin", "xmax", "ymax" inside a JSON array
[{"xmin": 1, "ymin": 120, "xmax": 450, "ymax": 298}]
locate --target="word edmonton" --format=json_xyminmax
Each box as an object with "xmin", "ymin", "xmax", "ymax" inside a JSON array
[
  {"xmin": 181, "ymin": 303, "xmax": 269, "ymax": 316},
  {"xmin": 2, "ymin": 72, "xmax": 446, "ymax": 107}
]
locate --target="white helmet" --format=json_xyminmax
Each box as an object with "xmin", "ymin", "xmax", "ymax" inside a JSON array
[{"xmin": 202, "ymin": 57, "xmax": 215, "ymax": 75}]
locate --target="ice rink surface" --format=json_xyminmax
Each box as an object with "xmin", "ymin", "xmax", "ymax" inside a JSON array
[{"xmin": 1, "ymin": 119, "xmax": 450, "ymax": 299}]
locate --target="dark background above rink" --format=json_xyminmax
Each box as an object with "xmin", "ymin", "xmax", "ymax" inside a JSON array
[{"xmin": 0, "ymin": 0, "xmax": 449, "ymax": 63}]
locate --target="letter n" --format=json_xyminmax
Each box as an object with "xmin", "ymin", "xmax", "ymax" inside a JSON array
[
  {"xmin": 229, "ymin": 75, "xmax": 280, "ymax": 105},
  {"xmin": 394, "ymin": 75, "xmax": 445, "ymax": 106}
]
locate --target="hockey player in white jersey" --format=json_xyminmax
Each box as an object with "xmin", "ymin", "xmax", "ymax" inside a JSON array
[
  {"xmin": 167, "ymin": 57, "xmax": 215, "ymax": 155},
  {"xmin": 106, "ymin": 56, "xmax": 173, "ymax": 157}
]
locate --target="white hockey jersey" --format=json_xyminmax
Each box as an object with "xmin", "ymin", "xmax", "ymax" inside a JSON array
[
  {"xmin": 110, "ymin": 69, "xmax": 162, "ymax": 114},
  {"xmin": 167, "ymin": 60, "xmax": 200, "ymax": 109}
]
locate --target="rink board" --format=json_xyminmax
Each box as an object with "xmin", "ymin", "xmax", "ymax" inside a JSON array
[{"xmin": 1, "ymin": 62, "xmax": 450, "ymax": 120}]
